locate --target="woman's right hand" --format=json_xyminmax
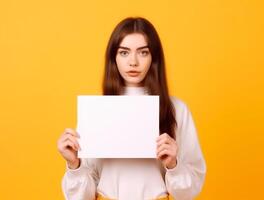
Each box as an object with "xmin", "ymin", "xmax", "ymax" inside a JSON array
[{"xmin": 57, "ymin": 128, "xmax": 81, "ymax": 169}]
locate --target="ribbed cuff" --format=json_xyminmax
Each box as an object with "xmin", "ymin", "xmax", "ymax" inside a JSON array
[{"xmin": 66, "ymin": 158, "xmax": 87, "ymax": 180}]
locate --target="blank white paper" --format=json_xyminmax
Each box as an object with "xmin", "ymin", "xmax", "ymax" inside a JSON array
[{"xmin": 76, "ymin": 95, "xmax": 159, "ymax": 158}]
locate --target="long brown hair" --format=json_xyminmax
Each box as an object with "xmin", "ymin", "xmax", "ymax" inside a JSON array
[{"xmin": 103, "ymin": 17, "xmax": 177, "ymax": 138}]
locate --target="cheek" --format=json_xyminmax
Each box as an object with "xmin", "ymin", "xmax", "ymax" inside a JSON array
[
  {"xmin": 142, "ymin": 58, "xmax": 152, "ymax": 72},
  {"xmin": 116, "ymin": 58, "xmax": 126, "ymax": 73}
]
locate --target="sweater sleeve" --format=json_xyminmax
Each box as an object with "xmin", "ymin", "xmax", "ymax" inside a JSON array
[
  {"xmin": 62, "ymin": 158, "xmax": 99, "ymax": 200},
  {"xmin": 165, "ymin": 98, "xmax": 206, "ymax": 200}
]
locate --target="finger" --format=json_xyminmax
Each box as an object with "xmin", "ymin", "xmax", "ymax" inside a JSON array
[
  {"xmin": 65, "ymin": 128, "xmax": 79, "ymax": 136},
  {"xmin": 60, "ymin": 132, "xmax": 79, "ymax": 144},
  {"xmin": 60, "ymin": 132, "xmax": 70, "ymax": 141},
  {"xmin": 156, "ymin": 133, "xmax": 168, "ymax": 141},
  {"xmin": 64, "ymin": 128, "xmax": 80, "ymax": 138},
  {"xmin": 157, "ymin": 149, "xmax": 170, "ymax": 159},
  {"xmin": 156, "ymin": 133, "xmax": 172, "ymax": 142},
  {"xmin": 157, "ymin": 143, "xmax": 171, "ymax": 154},
  {"xmin": 64, "ymin": 140, "xmax": 78, "ymax": 151},
  {"xmin": 157, "ymin": 138, "xmax": 172, "ymax": 148},
  {"xmin": 65, "ymin": 135, "xmax": 80, "ymax": 150},
  {"xmin": 157, "ymin": 142, "xmax": 175, "ymax": 157}
]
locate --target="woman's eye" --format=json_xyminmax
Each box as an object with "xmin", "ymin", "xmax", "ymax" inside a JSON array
[
  {"xmin": 119, "ymin": 51, "xmax": 129, "ymax": 56},
  {"xmin": 140, "ymin": 50, "xmax": 150, "ymax": 56}
]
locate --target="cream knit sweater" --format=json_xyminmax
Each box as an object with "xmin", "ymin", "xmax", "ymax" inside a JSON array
[{"xmin": 62, "ymin": 87, "xmax": 206, "ymax": 200}]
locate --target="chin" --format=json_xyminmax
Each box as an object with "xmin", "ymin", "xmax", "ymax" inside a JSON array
[{"xmin": 126, "ymin": 78, "xmax": 142, "ymax": 85}]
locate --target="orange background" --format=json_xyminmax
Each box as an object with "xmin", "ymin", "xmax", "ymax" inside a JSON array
[{"xmin": 0, "ymin": 0, "xmax": 263, "ymax": 199}]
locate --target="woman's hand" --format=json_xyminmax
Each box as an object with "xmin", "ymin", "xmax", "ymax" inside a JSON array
[
  {"xmin": 57, "ymin": 128, "xmax": 81, "ymax": 169},
  {"xmin": 156, "ymin": 133, "xmax": 178, "ymax": 169}
]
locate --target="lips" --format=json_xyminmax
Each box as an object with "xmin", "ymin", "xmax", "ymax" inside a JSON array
[{"xmin": 127, "ymin": 71, "xmax": 140, "ymax": 77}]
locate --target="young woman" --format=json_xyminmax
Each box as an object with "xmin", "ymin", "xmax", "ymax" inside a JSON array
[{"xmin": 57, "ymin": 17, "xmax": 206, "ymax": 200}]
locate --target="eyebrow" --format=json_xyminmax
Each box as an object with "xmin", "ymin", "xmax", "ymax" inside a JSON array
[{"xmin": 118, "ymin": 45, "xmax": 149, "ymax": 50}]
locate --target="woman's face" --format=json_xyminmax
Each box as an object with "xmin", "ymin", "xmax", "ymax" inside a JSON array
[{"xmin": 116, "ymin": 33, "xmax": 152, "ymax": 87}]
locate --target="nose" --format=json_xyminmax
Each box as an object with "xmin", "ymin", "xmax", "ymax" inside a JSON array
[{"xmin": 129, "ymin": 53, "xmax": 138, "ymax": 67}]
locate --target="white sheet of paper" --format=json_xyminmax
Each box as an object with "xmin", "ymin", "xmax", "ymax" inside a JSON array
[{"xmin": 76, "ymin": 95, "xmax": 159, "ymax": 158}]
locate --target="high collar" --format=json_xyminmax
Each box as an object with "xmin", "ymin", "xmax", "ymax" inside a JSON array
[{"xmin": 123, "ymin": 86, "xmax": 148, "ymax": 95}]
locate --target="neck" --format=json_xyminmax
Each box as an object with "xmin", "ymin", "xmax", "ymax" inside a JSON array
[{"xmin": 123, "ymin": 86, "xmax": 147, "ymax": 95}]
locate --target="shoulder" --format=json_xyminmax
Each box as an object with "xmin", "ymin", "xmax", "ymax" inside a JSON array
[
  {"xmin": 169, "ymin": 96, "xmax": 192, "ymax": 127},
  {"xmin": 169, "ymin": 96, "xmax": 189, "ymax": 114}
]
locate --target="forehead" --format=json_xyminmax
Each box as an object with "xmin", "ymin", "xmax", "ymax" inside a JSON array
[{"xmin": 119, "ymin": 33, "xmax": 148, "ymax": 48}]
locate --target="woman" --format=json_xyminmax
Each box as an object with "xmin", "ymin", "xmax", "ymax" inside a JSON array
[{"xmin": 57, "ymin": 17, "xmax": 206, "ymax": 200}]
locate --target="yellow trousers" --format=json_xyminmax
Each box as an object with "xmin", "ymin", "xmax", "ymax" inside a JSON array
[{"xmin": 97, "ymin": 193, "xmax": 174, "ymax": 200}]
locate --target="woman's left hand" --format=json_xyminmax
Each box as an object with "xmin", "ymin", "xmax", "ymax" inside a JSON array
[{"xmin": 156, "ymin": 133, "xmax": 178, "ymax": 169}]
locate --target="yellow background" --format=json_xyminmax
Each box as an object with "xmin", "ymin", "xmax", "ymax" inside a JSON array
[{"xmin": 0, "ymin": 0, "xmax": 263, "ymax": 199}]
